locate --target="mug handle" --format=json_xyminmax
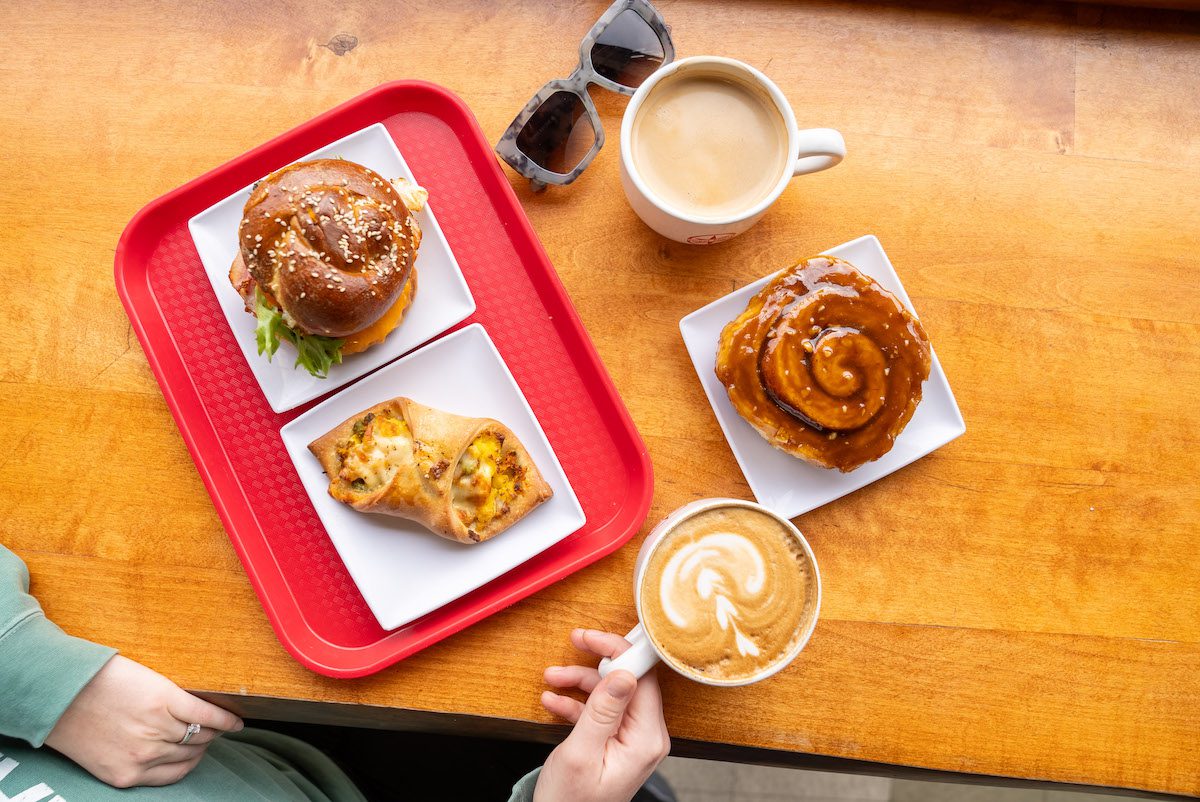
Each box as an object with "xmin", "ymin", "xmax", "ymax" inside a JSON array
[
  {"xmin": 792, "ymin": 128, "xmax": 846, "ymax": 176},
  {"xmin": 597, "ymin": 624, "xmax": 660, "ymax": 679}
]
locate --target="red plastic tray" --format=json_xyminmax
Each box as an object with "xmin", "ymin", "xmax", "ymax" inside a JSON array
[{"xmin": 115, "ymin": 81, "xmax": 653, "ymax": 678}]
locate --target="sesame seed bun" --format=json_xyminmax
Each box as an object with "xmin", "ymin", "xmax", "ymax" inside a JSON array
[{"xmin": 234, "ymin": 158, "xmax": 422, "ymax": 340}]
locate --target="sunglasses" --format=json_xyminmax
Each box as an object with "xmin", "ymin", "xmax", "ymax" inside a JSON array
[{"xmin": 495, "ymin": 0, "xmax": 675, "ymax": 190}]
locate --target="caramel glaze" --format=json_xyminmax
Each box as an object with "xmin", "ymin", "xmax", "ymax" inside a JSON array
[{"xmin": 716, "ymin": 256, "xmax": 932, "ymax": 472}]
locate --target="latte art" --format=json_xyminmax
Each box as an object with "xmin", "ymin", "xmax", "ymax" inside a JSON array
[
  {"xmin": 658, "ymin": 532, "xmax": 769, "ymax": 659},
  {"xmin": 641, "ymin": 506, "xmax": 817, "ymax": 682}
]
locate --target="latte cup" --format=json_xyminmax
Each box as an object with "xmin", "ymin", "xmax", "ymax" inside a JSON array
[
  {"xmin": 620, "ymin": 56, "xmax": 846, "ymax": 245},
  {"xmin": 598, "ymin": 498, "xmax": 821, "ymax": 687}
]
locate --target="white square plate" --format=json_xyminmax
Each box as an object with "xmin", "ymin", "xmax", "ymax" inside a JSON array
[
  {"xmin": 679, "ymin": 235, "xmax": 965, "ymax": 519},
  {"xmin": 279, "ymin": 323, "xmax": 586, "ymax": 630},
  {"xmin": 188, "ymin": 123, "xmax": 476, "ymax": 413}
]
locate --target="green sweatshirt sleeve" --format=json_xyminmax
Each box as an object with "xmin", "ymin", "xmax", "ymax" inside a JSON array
[
  {"xmin": 508, "ymin": 766, "xmax": 541, "ymax": 801},
  {"xmin": 0, "ymin": 545, "xmax": 116, "ymax": 747}
]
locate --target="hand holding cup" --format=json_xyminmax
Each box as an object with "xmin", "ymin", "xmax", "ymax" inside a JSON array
[{"xmin": 535, "ymin": 629, "xmax": 671, "ymax": 802}]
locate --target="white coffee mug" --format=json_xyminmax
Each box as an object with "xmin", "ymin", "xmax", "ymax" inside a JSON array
[
  {"xmin": 619, "ymin": 56, "xmax": 845, "ymax": 245},
  {"xmin": 598, "ymin": 498, "xmax": 822, "ymax": 687}
]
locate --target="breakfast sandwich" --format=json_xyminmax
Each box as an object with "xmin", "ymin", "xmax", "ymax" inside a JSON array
[{"xmin": 229, "ymin": 158, "xmax": 427, "ymax": 377}]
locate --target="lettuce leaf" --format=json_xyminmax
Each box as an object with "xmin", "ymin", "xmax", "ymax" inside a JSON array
[{"xmin": 253, "ymin": 288, "xmax": 344, "ymax": 379}]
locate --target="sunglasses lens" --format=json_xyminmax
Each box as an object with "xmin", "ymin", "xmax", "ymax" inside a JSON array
[
  {"xmin": 515, "ymin": 90, "xmax": 596, "ymax": 175},
  {"xmin": 591, "ymin": 9, "xmax": 665, "ymax": 88}
]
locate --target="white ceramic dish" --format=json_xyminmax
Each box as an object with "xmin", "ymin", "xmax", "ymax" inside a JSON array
[
  {"xmin": 679, "ymin": 235, "xmax": 965, "ymax": 518},
  {"xmin": 279, "ymin": 323, "xmax": 586, "ymax": 630},
  {"xmin": 188, "ymin": 123, "xmax": 476, "ymax": 413}
]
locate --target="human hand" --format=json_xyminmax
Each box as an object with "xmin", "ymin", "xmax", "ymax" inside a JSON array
[
  {"xmin": 45, "ymin": 655, "xmax": 244, "ymax": 788},
  {"xmin": 534, "ymin": 629, "xmax": 671, "ymax": 802}
]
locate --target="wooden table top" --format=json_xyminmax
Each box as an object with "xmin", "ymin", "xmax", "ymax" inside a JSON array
[{"xmin": 5, "ymin": 0, "xmax": 1198, "ymax": 796}]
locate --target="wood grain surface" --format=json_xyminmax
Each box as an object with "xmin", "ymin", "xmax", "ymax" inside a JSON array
[{"xmin": 3, "ymin": 0, "xmax": 1199, "ymax": 796}]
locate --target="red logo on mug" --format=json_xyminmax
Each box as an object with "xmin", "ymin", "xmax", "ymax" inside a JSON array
[{"xmin": 686, "ymin": 233, "xmax": 737, "ymax": 245}]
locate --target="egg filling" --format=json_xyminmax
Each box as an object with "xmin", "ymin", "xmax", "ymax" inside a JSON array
[{"xmin": 453, "ymin": 433, "xmax": 524, "ymax": 528}]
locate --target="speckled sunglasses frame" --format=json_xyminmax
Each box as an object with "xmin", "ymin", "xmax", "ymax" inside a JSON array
[{"xmin": 495, "ymin": 0, "xmax": 674, "ymax": 190}]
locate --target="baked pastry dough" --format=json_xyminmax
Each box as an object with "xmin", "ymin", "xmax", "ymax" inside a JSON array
[
  {"xmin": 308, "ymin": 398, "xmax": 553, "ymax": 544},
  {"xmin": 716, "ymin": 256, "xmax": 932, "ymax": 472}
]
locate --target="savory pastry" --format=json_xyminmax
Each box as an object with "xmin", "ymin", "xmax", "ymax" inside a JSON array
[
  {"xmin": 229, "ymin": 158, "xmax": 428, "ymax": 377},
  {"xmin": 716, "ymin": 256, "xmax": 932, "ymax": 472},
  {"xmin": 308, "ymin": 398, "xmax": 553, "ymax": 544}
]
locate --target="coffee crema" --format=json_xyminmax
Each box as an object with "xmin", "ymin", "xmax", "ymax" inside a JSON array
[
  {"xmin": 640, "ymin": 505, "xmax": 816, "ymax": 682},
  {"xmin": 631, "ymin": 72, "xmax": 789, "ymax": 220}
]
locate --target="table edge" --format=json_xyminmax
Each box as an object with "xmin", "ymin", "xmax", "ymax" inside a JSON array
[{"xmin": 194, "ymin": 691, "xmax": 1191, "ymax": 799}]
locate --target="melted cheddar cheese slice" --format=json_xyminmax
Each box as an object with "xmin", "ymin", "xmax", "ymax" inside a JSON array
[{"xmin": 341, "ymin": 273, "xmax": 416, "ymax": 355}]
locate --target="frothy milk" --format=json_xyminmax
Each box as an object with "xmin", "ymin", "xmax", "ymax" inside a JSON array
[
  {"xmin": 631, "ymin": 72, "xmax": 789, "ymax": 220},
  {"xmin": 640, "ymin": 505, "xmax": 816, "ymax": 682}
]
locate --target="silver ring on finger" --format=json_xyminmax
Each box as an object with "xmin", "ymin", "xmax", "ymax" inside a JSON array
[{"xmin": 178, "ymin": 723, "xmax": 202, "ymax": 745}]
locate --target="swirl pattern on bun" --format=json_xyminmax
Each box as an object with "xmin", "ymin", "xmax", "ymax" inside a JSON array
[
  {"xmin": 235, "ymin": 158, "xmax": 422, "ymax": 342},
  {"xmin": 716, "ymin": 256, "xmax": 931, "ymax": 472}
]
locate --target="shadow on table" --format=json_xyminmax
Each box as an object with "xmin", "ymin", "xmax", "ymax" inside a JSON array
[{"xmin": 250, "ymin": 719, "xmax": 553, "ymax": 800}]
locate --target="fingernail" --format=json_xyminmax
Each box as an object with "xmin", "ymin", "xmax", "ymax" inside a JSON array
[
  {"xmin": 607, "ymin": 671, "xmax": 636, "ymax": 700},
  {"xmin": 545, "ymin": 665, "xmax": 563, "ymax": 675},
  {"xmin": 234, "ymin": 719, "xmax": 245, "ymax": 732}
]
